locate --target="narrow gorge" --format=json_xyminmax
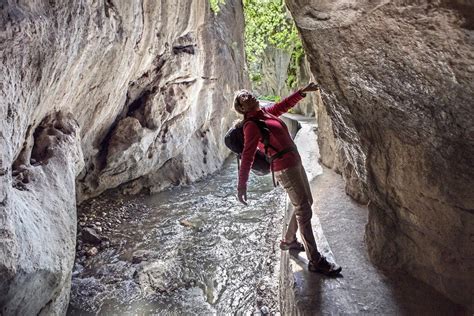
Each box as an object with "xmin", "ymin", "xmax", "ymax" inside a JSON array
[{"xmin": 1, "ymin": 0, "xmax": 473, "ymax": 314}]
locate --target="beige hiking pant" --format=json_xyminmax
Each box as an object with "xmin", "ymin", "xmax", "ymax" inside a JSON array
[{"xmin": 275, "ymin": 163, "xmax": 320, "ymax": 263}]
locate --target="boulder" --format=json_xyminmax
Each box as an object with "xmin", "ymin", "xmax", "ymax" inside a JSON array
[
  {"xmin": 286, "ymin": 0, "xmax": 474, "ymax": 310},
  {"xmin": 81, "ymin": 228, "xmax": 102, "ymax": 245}
]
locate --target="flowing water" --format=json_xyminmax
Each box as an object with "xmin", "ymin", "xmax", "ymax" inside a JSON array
[{"xmin": 68, "ymin": 159, "xmax": 286, "ymax": 315}]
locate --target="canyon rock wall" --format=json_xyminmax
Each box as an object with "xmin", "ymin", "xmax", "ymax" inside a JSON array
[
  {"xmin": 254, "ymin": 46, "xmax": 317, "ymax": 116},
  {"xmin": 0, "ymin": 113, "xmax": 83, "ymax": 315},
  {"xmin": 256, "ymin": 46, "xmax": 292, "ymax": 98},
  {"xmin": 0, "ymin": 0, "xmax": 246, "ymax": 313},
  {"xmin": 286, "ymin": 0, "xmax": 474, "ymax": 309}
]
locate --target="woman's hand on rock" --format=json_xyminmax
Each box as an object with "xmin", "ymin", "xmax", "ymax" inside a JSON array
[{"xmin": 301, "ymin": 82, "xmax": 319, "ymax": 93}]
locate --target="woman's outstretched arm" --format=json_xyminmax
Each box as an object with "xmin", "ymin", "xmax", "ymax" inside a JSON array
[{"xmin": 265, "ymin": 82, "xmax": 319, "ymax": 117}]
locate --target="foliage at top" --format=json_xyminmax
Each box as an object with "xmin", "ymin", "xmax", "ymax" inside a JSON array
[
  {"xmin": 209, "ymin": 0, "xmax": 226, "ymax": 14},
  {"xmin": 209, "ymin": 0, "xmax": 304, "ymax": 88},
  {"xmin": 243, "ymin": 0, "xmax": 303, "ymax": 86},
  {"xmin": 258, "ymin": 94, "xmax": 281, "ymax": 102},
  {"xmin": 243, "ymin": 0, "xmax": 299, "ymax": 63},
  {"xmin": 286, "ymin": 40, "xmax": 304, "ymax": 88}
]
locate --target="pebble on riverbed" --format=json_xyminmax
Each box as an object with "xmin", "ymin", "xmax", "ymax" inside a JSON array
[
  {"xmin": 87, "ymin": 247, "xmax": 98, "ymax": 257},
  {"xmin": 74, "ymin": 193, "xmax": 153, "ymax": 265},
  {"xmin": 259, "ymin": 305, "xmax": 270, "ymax": 315},
  {"xmin": 179, "ymin": 219, "xmax": 195, "ymax": 228},
  {"xmin": 82, "ymin": 227, "xmax": 102, "ymax": 244}
]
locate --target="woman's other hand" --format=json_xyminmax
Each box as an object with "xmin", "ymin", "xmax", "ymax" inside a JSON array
[{"xmin": 301, "ymin": 82, "xmax": 319, "ymax": 93}]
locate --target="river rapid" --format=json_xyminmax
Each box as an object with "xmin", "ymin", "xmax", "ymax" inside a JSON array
[{"xmin": 68, "ymin": 158, "xmax": 286, "ymax": 315}]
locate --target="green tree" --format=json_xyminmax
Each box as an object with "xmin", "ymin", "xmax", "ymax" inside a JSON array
[
  {"xmin": 243, "ymin": 0, "xmax": 303, "ymax": 84},
  {"xmin": 209, "ymin": 0, "xmax": 226, "ymax": 13},
  {"xmin": 209, "ymin": 0, "xmax": 304, "ymax": 87},
  {"xmin": 286, "ymin": 40, "xmax": 304, "ymax": 88}
]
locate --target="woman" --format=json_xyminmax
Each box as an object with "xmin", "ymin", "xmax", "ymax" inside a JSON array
[{"xmin": 234, "ymin": 83, "xmax": 341, "ymax": 276}]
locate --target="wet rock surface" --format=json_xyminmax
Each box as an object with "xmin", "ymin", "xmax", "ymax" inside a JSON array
[
  {"xmin": 69, "ymin": 161, "xmax": 285, "ymax": 315},
  {"xmin": 286, "ymin": 0, "xmax": 474, "ymax": 309}
]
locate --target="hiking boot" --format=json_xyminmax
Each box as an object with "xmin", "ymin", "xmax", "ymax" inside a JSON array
[
  {"xmin": 308, "ymin": 256, "xmax": 342, "ymax": 276},
  {"xmin": 279, "ymin": 239, "xmax": 305, "ymax": 252}
]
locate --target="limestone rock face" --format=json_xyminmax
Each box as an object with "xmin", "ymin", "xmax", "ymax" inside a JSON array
[
  {"xmin": 0, "ymin": 113, "xmax": 83, "ymax": 315},
  {"xmin": 286, "ymin": 0, "xmax": 474, "ymax": 309},
  {"xmin": 294, "ymin": 56, "xmax": 318, "ymax": 117},
  {"xmin": 256, "ymin": 46, "xmax": 292, "ymax": 97},
  {"xmin": 254, "ymin": 46, "xmax": 317, "ymax": 116},
  {"xmin": 1, "ymin": 0, "xmax": 246, "ymax": 313}
]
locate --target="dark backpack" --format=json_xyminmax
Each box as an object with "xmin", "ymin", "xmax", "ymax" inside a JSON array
[
  {"xmin": 224, "ymin": 117, "xmax": 297, "ymax": 186},
  {"xmin": 224, "ymin": 118, "xmax": 272, "ymax": 176}
]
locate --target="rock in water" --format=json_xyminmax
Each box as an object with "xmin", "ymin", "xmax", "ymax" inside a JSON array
[
  {"xmin": 87, "ymin": 247, "xmax": 99, "ymax": 257},
  {"xmin": 179, "ymin": 219, "xmax": 195, "ymax": 228},
  {"xmin": 260, "ymin": 305, "xmax": 270, "ymax": 315},
  {"xmin": 82, "ymin": 228, "xmax": 102, "ymax": 245}
]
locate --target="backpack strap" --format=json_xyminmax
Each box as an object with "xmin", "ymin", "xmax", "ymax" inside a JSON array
[
  {"xmin": 243, "ymin": 117, "xmax": 297, "ymax": 187},
  {"xmin": 268, "ymin": 145, "xmax": 297, "ymax": 162},
  {"xmin": 243, "ymin": 118, "xmax": 278, "ymax": 151},
  {"xmin": 236, "ymin": 154, "xmax": 241, "ymax": 172},
  {"xmin": 244, "ymin": 117, "xmax": 297, "ymax": 159}
]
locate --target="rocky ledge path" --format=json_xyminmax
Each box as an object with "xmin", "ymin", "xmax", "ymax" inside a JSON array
[{"xmin": 280, "ymin": 115, "xmax": 469, "ymax": 315}]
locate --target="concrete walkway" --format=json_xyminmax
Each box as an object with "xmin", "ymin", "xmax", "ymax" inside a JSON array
[{"xmin": 279, "ymin": 116, "xmax": 468, "ymax": 315}]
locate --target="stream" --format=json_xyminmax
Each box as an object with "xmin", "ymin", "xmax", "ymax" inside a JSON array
[{"xmin": 68, "ymin": 158, "xmax": 286, "ymax": 315}]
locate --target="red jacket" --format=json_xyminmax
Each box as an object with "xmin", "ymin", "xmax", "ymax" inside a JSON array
[{"xmin": 238, "ymin": 90, "xmax": 305, "ymax": 189}]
